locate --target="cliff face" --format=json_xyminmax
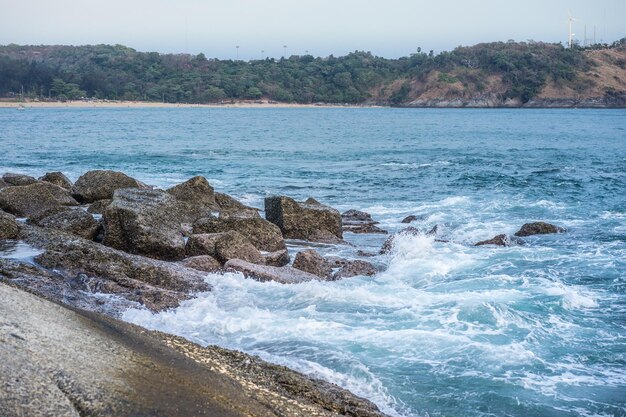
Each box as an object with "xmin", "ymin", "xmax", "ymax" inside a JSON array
[{"xmin": 379, "ymin": 46, "xmax": 626, "ymax": 108}]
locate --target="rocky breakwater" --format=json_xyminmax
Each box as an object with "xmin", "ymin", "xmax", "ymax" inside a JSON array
[{"xmin": 0, "ymin": 169, "xmax": 387, "ymax": 417}]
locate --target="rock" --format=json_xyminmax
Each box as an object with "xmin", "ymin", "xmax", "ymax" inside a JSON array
[
  {"xmin": 72, "ymin": 170, "xmax": 143, "ymax": 203},
  {"xmin": 293, "ymin": 250, "xmax": 333, "ymax": 278},
  {"xmin": 262, "ymin": 249, "xmax": 290, "ymax": 267},
  {"xmin": 380, "ymin": 226, "xmax": 421, "ymax": 254},
  {"xmin": 186, "ymin": 233, "xmax": 223, "ymax": 257},
  {"xmin": 474, "ymin": 234, "xmax": 508, "ymax": 247},
  {"xmin": 19, "ymin": 223, "xmax": 209, "ymax": 297},
  {"xmin": 186, "ymin": 231, "xmax": 265, "ymax": 265},
  {"xmin": 181, "ymin": 255, "xmax": 222, "ymax": 273},
  {"xmin": 225, "ymin": 259, "xmax": 322, "ymax": 284},
  {"xmin": 215, "ymin": 192, "xmax": 260, "ymax": 217},
  {"xmin": 0, "ymin": 283, "xmax": 385, "ymax": 417},
  {"xmin": 0, "ymin": 257, "xmax": 184, "ymax": 313},
  {"xmin": 168, "ymin": 176, "xmax": 217, "ymax": 210},
  {"xmin": 29, "ymin": 208, "xmax": 100, "ymax": 240},
  {"xmin": 0, "ymin": 182, "xmax": 78, "ymax": 217},
  {"xmin": 332, "ymin": 259, "xmax": 378, "ymax": 279},
  {"xmin": 265, "ymin": 196, "xmax": 343, "ymax": 243},
  {"xmin": 87, "ymin": 199, "xmax": 112, "ymax": 215},
  {"xmin": 356, "ymin": 250, "xmax": 377, "ymax": 257},
  {"xmin": 0, "ymin": 210, "xmax": 19, "ymax": 239},
  {"xmin": 214, "ymin": 231, "xmax": 265, "ymax": 265},
  {"xmin": 341, "ymin": 209, "xmax": 388, "ymax": 234},
  {"xmin": 39, "ymin": 171, "xmax": 72, "ymax": 190},
  {"xmin": 103, "ymin": 188, "xmax": 205, "ymax": 261},
  {"xmin": 193, "ymin": 216, "xmax": 285, "ymax": 252},
  {"xmin": 514, "ymin": 222, "xmax": 565, "ymax": 237},
  {"xmin": 401, "ymin": 215, "xmax": 420, "ymax": 224},
  {"xmin": 2, "ymin": 172, "xmax": 37, "ymax": 186}
]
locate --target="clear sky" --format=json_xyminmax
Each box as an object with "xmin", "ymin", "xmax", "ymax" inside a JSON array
[{"xmin": 1, "ymin": 0, "xmax": 624, "ymax": 59}]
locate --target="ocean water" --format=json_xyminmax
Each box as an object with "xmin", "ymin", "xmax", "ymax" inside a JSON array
[{"xmin": 1, "ymin": 107, "xmax": 626, "ymax": 416}]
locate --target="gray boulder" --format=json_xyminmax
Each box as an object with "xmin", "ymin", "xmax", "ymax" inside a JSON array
[
  {"xmin": 87, "ymin": 199, "xmax": 112, "ymax": 215},
  {"xmin": 325, "ymin": 256, "xmax": 378, "ymax": 279},
  {"xmin": 225, "ymin": 259, "xmax": 323, "ymax": 284},
  {"xmin": 29, "ymin": 208, "xmax": 100, "ymax": 240},
  {"xmin": 265, "ymin": 196, "xmax": 343, "ymax": 243},
  {"xmin": 17, "ymin": 224, "xmax": 210, "ymax": 310},
  {"xmin": 214, "ymin": 231, "xmax": 265, "ymax": 265},
  {"xmin": 292, "ymin": 249, "xmax": 333, "ymax": 278},
  {"xmin": 474, "ymin": 234, "xmax": 508, "ymax": 246},
  {"xmin": 72, "ymin": 170, "xmax": 143, "ymax": 203},
  {"xmin": 193, "ymin": 215, "xmax": 285, "ymax": 252},
  {"xmin": 181, "ymin": 255, "xmax": 222, "ymax": 273},
  {"xmin": 0, "ymin": 182, "xmax": 78, "ymax": 217},
  {"xmin": 168, "ymin": 176, "xmax": 218, "ymax": 210},
  {"xmin": 0, "ymin": 210, "xmax": 19, "ymax": 239},
  {"xmin": 39, "ymin": 171, "xmax": 72, "ymax": 190},
  {"xmin": 186, "ymin": 231, "xmax": 265, "ymax": 265},
  {"xmin": 103, "ymin": 188, "xmax": 203, "ymax": 261},
  {"xmin": 401, "ymin": 215, "xmax": 422, "ymax": 224},
  {"xmin": 215, "ymin": 192, "xmax": 260, "ymax": 217},
  {"xmin": 341, "ymin": 209, "xmax": 387, "ymax": 234},
  {"xmin": 380, "ymin": 226, "xmax": 421, "ymax": 254},
  {"xmin": 2, "ymin": 172, "xmax": 37, "ymax": 186},
  {"xmin": 262, "ymin": 249, "xmax": 290, "ymax": 267},
  {"xmin": 514, "ymin": 222, "xmax": 565, "ymax": 237}
]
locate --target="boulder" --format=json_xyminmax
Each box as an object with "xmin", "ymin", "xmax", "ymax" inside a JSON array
[
  {"xmin": 0, "ymin": 182, "xmax": 78, "ymax": 217},
  {"xmin": 2, "ymin": 172, "xmax": 37, "ymax": 186},
  {"xmin": 193, "ymin": 216, "xmax": 285, "ymax": 252},
  {"xmin": 180, "ymin": 255, "xmax": 222, "ymax": 273},
  {"xmin": 29, "ymin": 208, "xmax": 100, "ymax": 240},
  {"xmin": 401, "ymin": 215, "xmax": 421, "ymax": 224},
  {"xmin": 186, "ymin": 233, "xmax": 222, "ymax": 257},
  {"xmin": 514, "ymin": 222, "xmax": 565, "ymax": 237},
  {"xmin": 214, "ymin": 231, "xmax": 265, "ymax": 265},
  {"xmin": 0, "ymin": 258, "xmax": 186, "ymax": 313},
  {"xmin": 72, "ymin": 170, "xmax": 143, "ymax": 203},
  {"xmin": 380, "ymin": 226, "xmax": 421, "ymax": 254},
  {"xmin": 341, "ymin": 209, "xmax": 388, "ymax": 234},
  {"xmin": 103, "ymin": 188, "xmax": 202, "ymax": 261},
  {"xmin": 474, "ymin": 234, "xmax": 507, "ymax": 246},
  {"xmin": 331, "ymin": 259, "xmax": 378, "ymax": 279},
  {"xmin": 356, "ymin": 250, "xmax": 377, "ymax": 257},
  {"xmin": 19, "ymin": 224, "xmax": 210, "ymax": 296},
  {"xmin": 262, "ymin": 249, "xmax": 290, "ymax": 267},
  {"xmin": 168, "ymin": 176, "xmax": 217, "ymax": 210},
  {"xmin": 215, "ymin": 192, "xmax": 260, "ymax": 217},
  {"xmin": 186, "ymin": 231, "xmax": 265, "ymax": 265},
  {"xmin": 39, "ymin": 171, "xmax": 72, "ymax": 190},
  {"xmin": 225, "ymin": 259, "xmax": 323, "ymax": 284},
  {"xmin": 87, "ymin": 199, "xmax": 112, "ymax": 215},
  {"xmin": 0, "ymin": 210, "xmax": 19, "ymax": 239},
  {"xmin": 292, "ymin": 249, "xmax": 333, "ymax": 278},
  {"xmin": 265, "ymin": 196, "xmax": 343, "ymax": 243},
  {"xmin": 0, "ymin": 178, "xmax": 8, "ymax": 189}
]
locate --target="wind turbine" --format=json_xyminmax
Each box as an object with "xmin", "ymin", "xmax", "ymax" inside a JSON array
[{"xmin": 568, "ymin": 11, "xmax": 579, "ymax": 48}]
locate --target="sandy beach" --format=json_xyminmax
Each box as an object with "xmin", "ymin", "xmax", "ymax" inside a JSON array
[{"xmin": 0, "ymin": 99, "xmax": 377, "ymax": 109}]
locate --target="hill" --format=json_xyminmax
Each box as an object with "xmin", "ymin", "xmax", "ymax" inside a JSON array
[{"xmin": 1, "ymin": 39, "xmax": 625, "ymax": 107}]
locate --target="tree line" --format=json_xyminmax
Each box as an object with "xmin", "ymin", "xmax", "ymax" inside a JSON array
[{"xmin": 0, "ymin": 38, "xmax": 623, "ymax": 105}]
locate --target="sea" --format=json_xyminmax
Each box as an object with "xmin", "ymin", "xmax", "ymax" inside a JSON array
[{"xmin": 1, "ymin": 107, "xmax": 625, "ymax": 417}]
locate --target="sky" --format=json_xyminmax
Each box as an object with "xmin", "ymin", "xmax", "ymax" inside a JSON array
[{"xmin": 1, "ymin": 0, "xmax": 625, "ymax": 59}]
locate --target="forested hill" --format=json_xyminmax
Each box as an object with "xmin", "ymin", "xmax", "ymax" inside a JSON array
[{"xmin": 1, "ymin": 39, "xmax": 625, "ymax": 107}]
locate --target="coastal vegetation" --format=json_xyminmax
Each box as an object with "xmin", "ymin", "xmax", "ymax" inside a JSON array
[{"xmin": 0, "ymin": 38, "xmax": 625, "ymax": 105}]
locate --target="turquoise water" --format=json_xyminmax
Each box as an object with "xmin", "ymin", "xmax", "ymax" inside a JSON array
[{"xmin": 1, "ymin": 108, "xmax": 626, "ymax": 416}]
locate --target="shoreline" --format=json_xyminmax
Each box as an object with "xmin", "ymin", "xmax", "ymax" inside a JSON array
[
  {"xmin": 2, "ymin": 99, "xmax": 625, "ymax": 109},
  {"xmin": 0, "ymin": 99, "xmax": 379, "ymax": 109}
]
